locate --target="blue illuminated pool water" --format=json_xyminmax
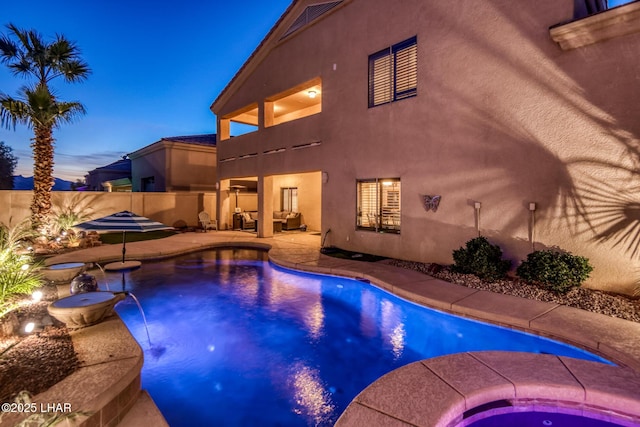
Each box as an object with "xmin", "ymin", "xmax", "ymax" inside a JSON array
[{"xmin": 111, "ymin": 248, "xmax": 611, "ymax": 427}]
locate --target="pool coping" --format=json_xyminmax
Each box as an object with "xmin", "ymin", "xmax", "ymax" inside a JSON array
[
  {"xmin": 334, "ymin": 352, "xmax": 640, "ymax": 427},
  {"xmin": 42, "ymin": 231, "xmax": 640, "ymax": 426}
]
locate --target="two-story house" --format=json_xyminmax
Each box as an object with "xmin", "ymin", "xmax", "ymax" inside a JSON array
[
  {"xmin": 128, "ymin": 134, "xmax": 217, "ymax": 192},
  {"xmin": 211, "ymin": 0, "xmax": 640, "ymax": 294}
]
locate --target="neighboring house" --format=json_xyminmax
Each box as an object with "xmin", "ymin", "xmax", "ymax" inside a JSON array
[
  {"xmin": 210, "ymin": 0, "xmax": 640, "ymax": 294},
  {"xmin": 84, "ymin": 158, "xmax": 132, "ymax": 192},
  {"xmin": 128, "ymin": 134, "xmax": 217, "ymax": 192},
  {"xmin": 12, "ymin": 175, "xmax": 73, "ymax": 191}
]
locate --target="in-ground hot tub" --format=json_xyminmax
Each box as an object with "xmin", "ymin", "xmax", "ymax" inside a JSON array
[
  {"xmin": 336, "ymin": 352, "xmax": 640, "ymax": 427},
  {"xmin": 42, "ymin": 262, "xmax": 86, "ymax": 283},
  {"xmin": 458, "ymin": 402, "xmax": 636, "ymax": 427},
  {"xmin": 48, "ymin": 292, "xmax": 126, "ymax": 329}
]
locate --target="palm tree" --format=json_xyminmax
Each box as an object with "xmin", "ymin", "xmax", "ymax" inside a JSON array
[{"xmin": 0, "ymin": 24, "xmax": 90, "ymax": 232}]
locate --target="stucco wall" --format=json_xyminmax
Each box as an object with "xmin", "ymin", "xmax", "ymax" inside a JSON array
[
  {"xmin": 0, "ymin": 191, "xmax": 216, "ymax": 229},
  {"xmin": 131, "ymin": 148, "xmax": 167, "ymax": 192},
  {"xmin": 213, "ymin": 0, "xmax": 640, "ymax": 294},
  {"xmin": 165, "ymin": 145, "xmax": 217, "ymax": 192}
]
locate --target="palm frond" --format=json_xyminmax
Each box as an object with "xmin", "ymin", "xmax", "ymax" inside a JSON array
[
  {"xmin": 5, "ymin": 24, "xmax": 29, "ymax": 50},
  {"xmin": 0, "ymin": 93, "xmax": 32, "ymax": 130},
  {"xmin": 59, "ymin": 60, "xmax": 91, "ymax": 83},
  {"xmin": 54, "ymin": 101, "xmax": 87, "ymax": 125},
  {"xmin": 0, "ymin": 34, "xmax": 18, "ymax": 62}
]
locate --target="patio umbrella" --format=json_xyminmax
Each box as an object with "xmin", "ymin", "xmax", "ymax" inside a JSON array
[{"xmin": 73, "ymin": 211, "xmax": 173, "ymax": 263}]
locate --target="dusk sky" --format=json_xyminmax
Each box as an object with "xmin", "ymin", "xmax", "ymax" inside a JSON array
[{"xmin": 0, "ymin": 0, "xmax": 291, "ymax": 182}]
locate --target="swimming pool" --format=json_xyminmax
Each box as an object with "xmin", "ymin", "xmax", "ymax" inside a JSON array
[{"xmin": 110, "ymin": 248, "xmax": 610, "ymax": 427}]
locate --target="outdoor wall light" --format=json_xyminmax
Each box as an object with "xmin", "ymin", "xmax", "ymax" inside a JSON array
[
  {"xmin": 24, "ymin": 322, "xmax": 35, "ymax": 334},
  {"xmin": 307, "ymin": 90, "xmax": 317, "ymax": 99}
]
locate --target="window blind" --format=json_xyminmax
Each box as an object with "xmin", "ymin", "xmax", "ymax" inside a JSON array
[
  {"xmin": 357, "ymin": 179, "xmax": 401, "ymax": 232},
  {"xmin": 368, "ymin": 37, "xmax": 417, "ymax": 107},
  {"xmin": 394, "ymin": 39, "xmax": 418, "ymax": 100}
]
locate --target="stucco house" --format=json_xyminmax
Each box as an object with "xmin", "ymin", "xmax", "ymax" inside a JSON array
[
  {"xmin": 85, "ymin": 157, "xmax": 132, "ymax": 192},
  {"xmin": 128, "ymin": 134, "xmax": 217, "ymax": 192},
  {"xmin": 210, "ymin": 0, "xmax": 640, "ymax": 294}
]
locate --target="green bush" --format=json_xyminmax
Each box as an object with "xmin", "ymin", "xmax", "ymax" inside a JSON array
[
  {"xmin": 452, "ymin": 236, "xmax": 512, "ymax": 280},
  {"xmin": 516, "ymin": 249, "xmax": 593, "ymax": 294},
  {"xmin": 0, "ymin": 220, "xmax": 43, "ymax": 315}
]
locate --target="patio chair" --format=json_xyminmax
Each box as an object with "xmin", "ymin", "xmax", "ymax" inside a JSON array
[{"xmin": 198, "ymin": 211, "xmax": 217, "ymax": 232}]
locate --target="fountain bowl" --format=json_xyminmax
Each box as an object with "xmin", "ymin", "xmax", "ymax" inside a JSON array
[
  {"xmin": 42, "ymin": 262, "xmax": 86, "ymax": 284},
  {"xmin": 48, "ymin": 292, "xmax": 126, "ymax": 329}
]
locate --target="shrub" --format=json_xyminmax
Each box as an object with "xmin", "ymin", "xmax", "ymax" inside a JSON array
[
  {"xmin": 516, "ymin": 249, "xmax": 593, "ymax": 294},
  {"xmin": 452, "ymin": 236, "xmax": 512, "ymax": 280},
  {"xmin": 52, "ymin": 209, "xmax": 89, "ymax": 235},
  {"xmin": 0, "ymin": 220, "xmax": 43, "ymax": 315}
]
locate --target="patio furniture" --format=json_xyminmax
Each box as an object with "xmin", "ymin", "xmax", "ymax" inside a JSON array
[
  {"xmin": 241, "ymin": 212, "xmax": 258, "ymax": 230},
  {"xmin": 199, "ymin": 211, "xmax": 217, "ymax": 231},
  {"xmin": 273, "ymin": 211, "xmax": 301, "ymax": 230}
]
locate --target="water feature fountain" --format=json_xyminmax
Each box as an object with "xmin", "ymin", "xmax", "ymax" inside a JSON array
[
  {"xmin": 48, "ymin": 291, "xmax": 126, "ymax": 329},
  {"xmin": 41, "ymin": 262, "xmax": 86, "ymax": 283}
]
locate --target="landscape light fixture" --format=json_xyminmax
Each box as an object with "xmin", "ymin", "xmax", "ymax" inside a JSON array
[{"xmin": 24, "ymin": 322, "xmax": 35, "ymax": 334}]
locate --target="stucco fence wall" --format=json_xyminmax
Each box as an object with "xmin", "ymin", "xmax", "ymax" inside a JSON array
[{"xmin": 0, "ymin": 191, "xmax": 217, "ymax": 230}]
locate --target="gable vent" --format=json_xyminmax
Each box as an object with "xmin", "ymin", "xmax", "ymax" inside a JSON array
[{"xmin": 281, "ymin": 1, "xmax": 343, "ymax": 39}]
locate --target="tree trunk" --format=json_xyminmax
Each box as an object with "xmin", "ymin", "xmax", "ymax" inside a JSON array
[{"xmin": 31, "ymin": 125, "xmax": 55, "ymax": 234}]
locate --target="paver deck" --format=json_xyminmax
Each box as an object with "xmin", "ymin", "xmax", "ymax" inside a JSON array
[{"xmin": 44, "ymin": 230, "xmax": 640, "ymax": 426}]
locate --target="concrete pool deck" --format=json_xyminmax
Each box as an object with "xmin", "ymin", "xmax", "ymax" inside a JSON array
[{"xmin": 43, "ymin": 230, "xmax": 640, "ymax": 426}]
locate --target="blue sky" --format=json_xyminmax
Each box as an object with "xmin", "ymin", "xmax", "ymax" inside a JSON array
[{"xmin": 0, "ymin": 0, "xmax": 291, "ymax": 182}]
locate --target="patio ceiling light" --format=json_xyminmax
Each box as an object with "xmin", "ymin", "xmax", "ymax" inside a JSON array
[{"xmin": 307, "ymin": 90, "xmax": 317, "ymax": 99}]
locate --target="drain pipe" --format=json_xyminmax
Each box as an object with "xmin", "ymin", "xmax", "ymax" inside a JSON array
[{"xmin": 321, "ymin": 228, "xmax": 331, "ymax": 251}]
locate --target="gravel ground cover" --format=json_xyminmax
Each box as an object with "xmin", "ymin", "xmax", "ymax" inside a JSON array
[
  {"xmin": 0, "ymin": 296, "xmax": 79, "ymax": 405},
  {"xmin": 387, "ymin": 259, "xmax": 640, "ymax": 323}
]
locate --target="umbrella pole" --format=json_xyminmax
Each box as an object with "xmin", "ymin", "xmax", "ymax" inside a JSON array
[{"xmin": 122, "ymin": 231, "xmax": 126, "ymax": 263}]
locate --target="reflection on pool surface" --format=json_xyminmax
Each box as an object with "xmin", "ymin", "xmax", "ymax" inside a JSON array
[{"xmin": 111, "ymin": 248, "xmax": 610, "ymax": 427}]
